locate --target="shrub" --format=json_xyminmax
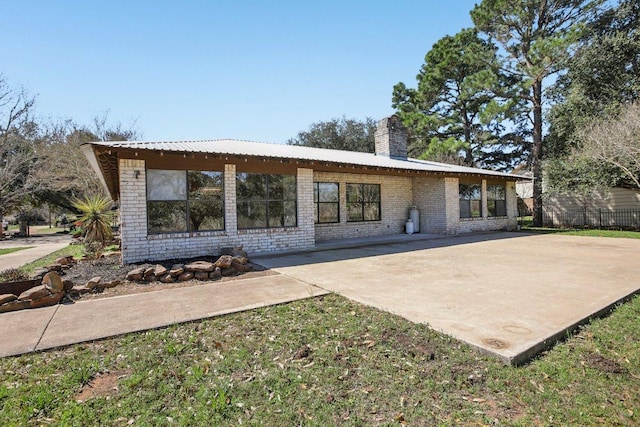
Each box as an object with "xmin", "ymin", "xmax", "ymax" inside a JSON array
[
  {"xmin": 72, "ymin": 196, "xmax": 115, "ymax": 246},
  {"xmin": 83, "ymin": 241, "xmax": 103, "ymax": 260},
  {"xmin": 0, "ymin": 268, "xmax": 28, "ymax": 282}
]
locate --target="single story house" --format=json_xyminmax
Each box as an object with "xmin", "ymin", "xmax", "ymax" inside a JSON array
[{"xmin": 82, "ymin": 115, "xmax": 518, "ymax": 263}]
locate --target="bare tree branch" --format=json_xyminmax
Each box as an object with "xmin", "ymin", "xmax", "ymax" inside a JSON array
[{"xmin": 577, "ymin": 101, "xmax": 640, "ymax": 189}]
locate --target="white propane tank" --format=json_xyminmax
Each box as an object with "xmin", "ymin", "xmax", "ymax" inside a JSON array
[
  {"xmin": 405, "ymin": 218, "xmax": 414, "ymax": 234},
  {"xmin": 409, "ymin": 206, "xmax": 420, "ymax": 233}
]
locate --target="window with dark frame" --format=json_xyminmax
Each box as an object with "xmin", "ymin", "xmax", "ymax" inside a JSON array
[
  {"xmin": 346, "ymin": 183, "xmax": 380, "ymax": 222},
  {"xmin": 314, "ymin": 182, "xmax": 339, "ymax": 224},
  {"xmin": 459, "ymin": 183, "xmax": 482, "ymax": 218},
  {"xmin": 146, "ymin": 170, "xmax": 224, "ymax": 234},
  {"xmin": 487, "ymin": 184, "xmax": 507, "ymax": 217},
  {"xmin": 236, "ymin": 173, "xmax": 297, "ymax": 229}
]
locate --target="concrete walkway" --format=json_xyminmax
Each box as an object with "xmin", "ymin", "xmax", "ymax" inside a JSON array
[
  {"xmin": 0, "ymin": 234, "xmax": 71, "ymax": 270},
  {"xmin": 0, "ymin": 274, "xmax": 328, "ymax": 358},
  {"xmin": 255, "ymin": 232, "xmax": 640, "ymax": 365}
]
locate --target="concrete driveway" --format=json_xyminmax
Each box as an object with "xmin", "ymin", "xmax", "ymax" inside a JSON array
[
  {"xmin": 254, "ymin": 232, "xmax": 640, "ymax": 365},
  {"xmin": 0, "ymin": 234, "xmax": 71, "ymax": 270}
]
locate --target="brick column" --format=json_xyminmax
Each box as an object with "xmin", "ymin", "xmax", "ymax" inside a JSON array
[
  {"xmin": 444, "ymin": 177, "xmax": 460, "ymax": 233},
  {"xmin": 224, "ymin": 164, "xmax": 237, "ymax": 234},
  {"xmin": 296, "ymin": 168, "xmax": 315, "ymax": 245},
  {"xmin": 481, "ymin": 179, "xmax": 488, "ymax": 219},
  {"xmin": 119, "ymin": 159, "xmax": 148, "ymax": 263},
  {"xmin": 506, "ymin": 181, "xmax": 517, "ymax": 219}
]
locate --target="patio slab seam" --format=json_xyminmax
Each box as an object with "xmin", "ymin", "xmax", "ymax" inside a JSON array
[{"xmin": 34, "ymin": 303, "xmax": 60, "ymax": 351}]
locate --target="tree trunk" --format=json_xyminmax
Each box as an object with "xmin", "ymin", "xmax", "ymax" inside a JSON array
[
  {"xmin": 531, "ymin": 79, "xmax": 544, "ymax": 227},
  {"xmin": 461, "ymin": 105, "xmax": 474, "ymax": 166},
  {"xmin": 19, "ymin": 220, "xmax": 29, "ymax": 237}
]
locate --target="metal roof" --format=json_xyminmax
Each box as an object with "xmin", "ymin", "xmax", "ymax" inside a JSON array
[{"xmin": 85, "ymin": 139, "xmax": 515, "ymax": 178}]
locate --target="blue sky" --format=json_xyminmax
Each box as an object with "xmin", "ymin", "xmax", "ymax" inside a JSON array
[{"xmin": 2, "ymin": 1, "xmax": 478, "ymax": 143}]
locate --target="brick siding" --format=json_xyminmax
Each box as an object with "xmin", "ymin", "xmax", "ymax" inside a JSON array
[
  {"xmin": 119, "ymin": 160, "xmax": 315, "ymax": 263},
  {"xmin": 374, "ymin": 115, "xmax": 408, "ymax": 159},
  {"xmin": 119, "ymin": 159, "xmax": 516, "ymax": 263},
  {"xmin": 445, "ymin": 178, "xmax": 518, "ymax": 234},
  {"xmin": 313, "ymin": 171, "xmax": 413, "ymax": 241}
]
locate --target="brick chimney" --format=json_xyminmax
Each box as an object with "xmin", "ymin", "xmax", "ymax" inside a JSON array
[{"xmin": 374, "ymin": 115, "xmax": 407, "ymax": 159}]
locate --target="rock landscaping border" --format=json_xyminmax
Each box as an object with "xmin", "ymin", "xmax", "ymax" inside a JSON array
[{"xmin": 0, "ymin": 246, "xmax": 255, "ymax": 314}]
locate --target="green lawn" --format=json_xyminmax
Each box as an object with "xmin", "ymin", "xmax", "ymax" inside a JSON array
[
  {"xmin": 6, "ymin": 225, "xmax": 67, "ymax": 235},
  {"xmin": 17, "ymin": 245, "xmax": 85, "ymax": 274},
  {"xmin": 0, "ymin": 292, "xmax": 638, "ymax": 426},
  {"xmin": 0, "ymin": 247, "xmax": 32, "ymax": 256},
  {"xmin": 31, "ymin": 226, "xmax": 67, "ymax": 235},
  {"xmin": 522, "ymin": 227, "xmax": 640, "ymax": 239}
]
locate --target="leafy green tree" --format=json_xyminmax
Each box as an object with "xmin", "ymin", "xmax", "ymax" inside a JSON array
[
  {"xmin": 547, "ymin": 102, "xmax": 640, "ymax": 195},
  {"xmin": 288, "ymin": 117, "xmax": 376, "ymax": 153},
  {"xmin": 544, "ymin": 153, "xmax": 623, "ymax": 196},
  {"xmin": 548, "ymin": 0, "xmax": 640, "ymax": 157},
  {"xmin": 471, "ymin": 0, "xmax": 603, "ymax": 226},
  {"xmin": 392, "ymin": 28, "xmax": 525, "ymax": 170}
]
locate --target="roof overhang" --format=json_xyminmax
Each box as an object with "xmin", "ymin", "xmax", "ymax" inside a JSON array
[
  {"xmin": 81, "ymin": 139, "xmax": 518, "ymax": 201},
  {"xmin": 80, "ymin": 143, "xmax": 120, "ymax": 200}
]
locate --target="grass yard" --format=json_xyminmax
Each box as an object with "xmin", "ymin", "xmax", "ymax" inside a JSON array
[
  {"xmin": 18, "ymin": 245, "xmax": 85, "ymax": 275},
  {"xmin": 555, "ymin": 229, "xmax": 640, "ymax": 239},
  {"xmin": 5, "ymin": 225, "xmax": 67, "ymax": 235},
  {"xmin": 0, "ymin": 247, "xmax": 32, "ymax": 256},
  {"xmin": 30, "ymin": 225, "xmax": 67, "ymax": 235},
  {"xmin": 0, "ymin": 293, "xmax": 638, "ymax": 426},
  {"xmin": 522, "ymin": 227, "xmax": 640, "ymax": 239}
]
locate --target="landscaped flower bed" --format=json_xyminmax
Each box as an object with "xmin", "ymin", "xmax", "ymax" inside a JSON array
[{"xmin": 0, "ymin": 246, "xmax": 263, "ymax": 313}]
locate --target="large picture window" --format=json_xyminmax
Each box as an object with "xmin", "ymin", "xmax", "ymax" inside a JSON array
[
  {"xmin": 236, "ymin": 173, "xmax": 297, "ymax": 229},
  {"xmin": 314, "ymin": 182, "xmax": 339, "ymax": 224},
  {"xmin": 459, "ymin": 183, "xmax": 482, "ymax": 218},
  {"xmin": 487, "ymin": 184, "xmax": 507, "ymax": 217},
  {"xmin": 147, "ymin": 170, "xmax": 224, "ymax": 234},
  {"xmin": 346, "ymin": 183, "xmax": 380, "ymax": 222}
]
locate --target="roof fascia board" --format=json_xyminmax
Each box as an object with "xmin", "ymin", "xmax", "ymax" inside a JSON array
[{"xmin": 80, "ymin": 143, "xmax": 114, "ymax": 200}]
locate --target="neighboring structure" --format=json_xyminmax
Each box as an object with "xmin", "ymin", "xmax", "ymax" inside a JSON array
[
  {"xmin": 82, "ymin": 115, "xmax": 518, "ymax": 263},
  {"xmin": 513, "ymin": 168, "xmax": 534, "ymax": 215},
  {"xmin": 543, "ymin": 187, "xmax": 640, "ymax": 229}
]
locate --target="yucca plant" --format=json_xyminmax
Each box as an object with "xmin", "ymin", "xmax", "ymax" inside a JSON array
[{"xmin": 72, "ymin": 195, "xmax": 115, "ymax": 245}]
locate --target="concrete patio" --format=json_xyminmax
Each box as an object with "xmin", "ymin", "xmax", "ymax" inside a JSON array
[{"xmin": 255, "ymin": 231, "xmax": 640, "ymax": 365}]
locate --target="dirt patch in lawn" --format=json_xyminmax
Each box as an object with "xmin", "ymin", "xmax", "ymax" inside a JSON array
[
  {"xmin": 62, "ymin": 255, "xmax": 277, "ymax": 301},
  {"xmin": 74, "ymin": 370, "xmax": 129, "ymax": 402},
  {"xmin": 584, "ymin": 352, "xmax": 626, "ymax": 374}
]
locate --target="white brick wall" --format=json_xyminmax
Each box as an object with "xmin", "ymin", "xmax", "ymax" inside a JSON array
[
  {"xmin": 118, "ymin": 158, "xmax": 517, "ymax": 263},
  {"xmin": 119, "ymin": 162, "xmax": 315, "ymax": 263},
  {"xmin": 313, "ymin": 172, "xmax": 413, "ymax": 241},
  {"xmin": 444, "ymin": 178, "xmax": 518, "ymax": 234},
  {"xmin": 119, "ymin": 159, "xmax": 149, "ymax": 262},
  {"xmin": 412, "ymin": 176, "xmax": 449, "ymax": 233}
]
